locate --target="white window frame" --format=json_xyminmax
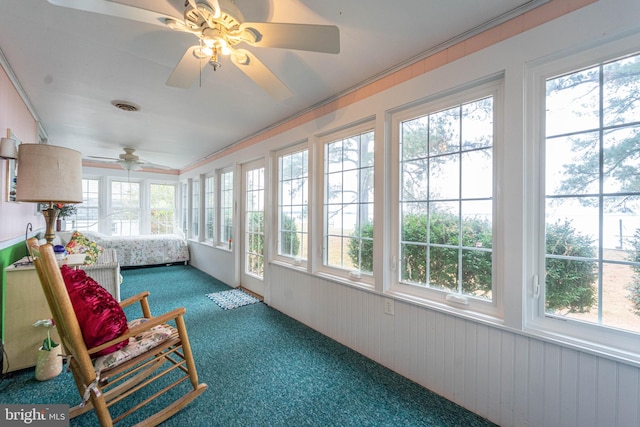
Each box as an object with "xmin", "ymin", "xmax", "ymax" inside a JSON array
[
  {"xmin": 273, "ymin": 142, "xmax": 310, "ymax": 267},
  {"xmin": 316, "ymin": 120, "xmax": 375, "ymax": 285},
  {"xmin": 526, "ymin": 34, "xmax": 640, "ymax": 361},
  {"xmin": 388, "ymin": 78, "xmax": 504, "ymax": 318}
]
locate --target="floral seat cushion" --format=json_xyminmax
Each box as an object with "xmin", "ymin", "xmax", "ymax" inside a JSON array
[{"xmin": 93, "ymin": 318, "xmax": 174, "ymax": 372}]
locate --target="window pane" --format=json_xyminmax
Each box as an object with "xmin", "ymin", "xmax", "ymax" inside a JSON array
[
  {"xmin": 461, "ymin": 149, "xmax": 492, "ymax": 199},
  {"xmin": 545, "ymin": 133, "xmax": 599, "ymax": 196},
  {"xmin": 429, "ymin": 154, "xmax": 459, "ymax": 200},
  {"xmin": 429, "ymin": 107, "xmax": 460, "ymax": 156},
  {"xmin": 546, "ymin": 66, "xmax": 599, "ymax": 136},
  {"xmin": 603, "ymin": 54, "xmax": 640, "ymax": 127},
  {"xmin": 462, "ymin": 97, "xmax": 493, "ymax": 150},
  {"xmin": 603, "ymin": 126, "xmax": 640, "ymax": 193},
  {"xmin": 401, "ymin": 116, "xmax": 429, "ymax": 160}
]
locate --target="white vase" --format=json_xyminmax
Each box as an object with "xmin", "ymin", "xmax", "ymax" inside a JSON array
[{"xmin": 35, "ymin": 345, "xmax": 63, "ymax": 381}]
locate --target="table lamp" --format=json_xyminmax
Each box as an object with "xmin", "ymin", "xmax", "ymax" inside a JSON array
[{"xmin": 15, "ymin": 144, "xmax": 83, "ymax": 244}]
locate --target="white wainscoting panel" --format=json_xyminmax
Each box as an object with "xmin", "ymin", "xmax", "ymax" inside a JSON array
[{"xmin": 269, "ymin": 264, "xmax": 640, "ymax": 427}]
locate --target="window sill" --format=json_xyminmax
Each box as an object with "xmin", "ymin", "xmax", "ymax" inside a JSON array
[{"xmin": 524, "ymin": 321, "xmax": 640, "ymax": 368}]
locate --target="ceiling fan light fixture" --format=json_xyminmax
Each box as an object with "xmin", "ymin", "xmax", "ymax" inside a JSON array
[
  {"xmin": 117, "ymin": 160, "xmax": 143, "ymax": 171},
  {"xmin": 217, "ymin": 38, "xmax": 231, "ymax": 55}
]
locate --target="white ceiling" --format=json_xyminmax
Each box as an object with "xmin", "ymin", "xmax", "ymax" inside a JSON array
[{"xmin": 0, "ymin": 0, "xmax": 542, "ymax": 170}]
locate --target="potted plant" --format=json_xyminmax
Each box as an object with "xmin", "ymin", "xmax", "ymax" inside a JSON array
[
  {"xmin": 33, "ymin": 319, "xmax": 63, "ymax": 381},
  {"xmin": 54, "ymin": 203, "xmax": 77, "ymax": 231}
]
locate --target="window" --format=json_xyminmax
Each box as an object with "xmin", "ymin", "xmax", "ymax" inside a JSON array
[
  {"xmin": 204, "ymin": 175, "xmax": 215, "ymax": 243},
  {"xmin": 181, "ymin": 182, "xmax": 188, "ymax": 234},
  {"xmin": 218, "ymin": 168, "xmax": 233, "ymax": 248},
  {"xmin": 322, "ymin": 125, "xmax": 374, "ymax": 278},
  {"xmin": 277, "ymin": 146, "xmax": 309, "ymax": 263},
  {"xmin": 244, "ymin": 165, "xmax": 265, "ymax": 278},
  {"xmin": 150, "ymin": 183, "xmax": 175, "ymax": 234},
  {"xmin": 192, "ymin": 179, "xmax": 200, "ymax": 239},
  {"xmin": 540, "ymin": 51, "xmax": 640, "ymax": 339},
  {"xmin": 75, "ymin": 178, "xmax": 100, "ymax": 231},
  {"xmin": 392, "ymin": 80, "xmax": 500, "ymax": 314},
  {"xmin": 110, "ymin": 180, "xmax": 140, "ymax": 236}
]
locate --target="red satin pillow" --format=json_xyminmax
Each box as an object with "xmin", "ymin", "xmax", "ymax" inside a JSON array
[{"xmin": 60, "ymin": 266, "xmax": 128, "ymax": 357}]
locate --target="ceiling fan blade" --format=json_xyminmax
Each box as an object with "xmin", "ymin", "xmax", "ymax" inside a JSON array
[
  {"xmin": 47, "ymin": 0, "xmax": 172, "ymax": 27},
  {"xmin": 88, "ymin": 155, "xmax": 119, "ymax": 161},
  {"xmin": 238, "ymin": 22, "xmax": 340, "ymax": 54},
  {"xmin": 230, "ymin": 49, "xmax": 293, "ymax": 101},
  {"xmin": 166, "ymin": 46, "xmax": 210, "ymax": 88},
  {"xmin": 140, "ymin": 161, "xmax": 173, "ymax": 170}
]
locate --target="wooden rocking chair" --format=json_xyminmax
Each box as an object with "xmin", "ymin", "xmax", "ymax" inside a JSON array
[{"xmin": 28, "ymin": 238, "xmax": 207, "ymax": 426}]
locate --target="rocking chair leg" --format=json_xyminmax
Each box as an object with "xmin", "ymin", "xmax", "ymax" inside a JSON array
[{"xmin": 175, "ymin": 316, "xmax": 199, "ymax": 389}]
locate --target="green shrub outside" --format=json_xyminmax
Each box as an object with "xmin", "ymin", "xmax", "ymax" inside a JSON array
[{"xmin": 349, "ymin": 213, "xmax": 597, "ymax": 312}]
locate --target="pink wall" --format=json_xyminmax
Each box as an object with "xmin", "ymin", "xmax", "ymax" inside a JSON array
[{"xmin": 0, "ymin": 66, "xmax": 42, "ymax": 245}]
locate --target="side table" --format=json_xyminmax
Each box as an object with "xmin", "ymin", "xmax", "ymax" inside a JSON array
[{"xmin": 2, "ymin": 254, "xmax": 85, "ymax": 372}]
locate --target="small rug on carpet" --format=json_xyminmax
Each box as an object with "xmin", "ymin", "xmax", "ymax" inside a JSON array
[{"xmin": 206, "ymin": 288, "xmax": 260, "ymax": 310}]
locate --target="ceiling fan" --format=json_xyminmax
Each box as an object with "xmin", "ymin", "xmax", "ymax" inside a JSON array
[
  {"xmin": 47, "ymin": 0, "xmax": 340, "ymax": 100},
  {"xmin": 89, "ymin": 148, "xmax": 172, "ymax": 171}
]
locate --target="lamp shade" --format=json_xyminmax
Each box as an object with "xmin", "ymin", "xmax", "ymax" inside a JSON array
[
  {"xmin": 15, "ymin": 144, "xmax": 83, "ymax": 203},
  {"xmin": 0, "ymin": 137, "xmax": 17, "ymax": 159}
]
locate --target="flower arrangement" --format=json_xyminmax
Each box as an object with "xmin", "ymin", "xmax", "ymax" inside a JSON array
[
  {"xmin": 33, "ymin": 319, "xmax": 59, "ymax": 351},
  {"xmin": 54, "ymin": 203, "xmax": 77, "ymax": 219}
]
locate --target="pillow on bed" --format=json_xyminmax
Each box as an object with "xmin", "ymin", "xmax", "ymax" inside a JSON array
[
  {"xmin": 60, "ymin": 266, "xmax": 128, "ymax": 357},
  {"xmin": 65, "ymin": 231, "xmax": 104, "ymax": 264}
]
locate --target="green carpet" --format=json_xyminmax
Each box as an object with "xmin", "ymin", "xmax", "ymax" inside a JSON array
[{"xmin": 0, "ymin": 265, "xmax": 496, "ymax": 426}]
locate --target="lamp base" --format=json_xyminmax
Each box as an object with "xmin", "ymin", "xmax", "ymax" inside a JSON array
[{"xmin": 41, "ymin": 208, "xmax": 60, "ymax": 245}]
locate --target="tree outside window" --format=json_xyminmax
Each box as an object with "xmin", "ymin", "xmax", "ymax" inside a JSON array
[
  {"xmin": 397, "ymin": 96, "xmax": 494, "ymax": 301},
  {"xmin": 278, "ymin": 148, "xmax": 308, "ymax": 261},
  {"xmin": 324, "ymin": 129, "xmax": 374, "ymax": 275}
]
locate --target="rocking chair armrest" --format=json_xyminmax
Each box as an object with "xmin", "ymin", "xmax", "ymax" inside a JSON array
[
  {"xmin": 119, "ymin": 291, "xmax": 151, "ymax": 308},
  {"xmin": 120, "ymin": 291, "xmax": 153, "ymax": 318},
  {"xmin": 87, "ymin": 307, "xmax": 187, "ymax": 356}
]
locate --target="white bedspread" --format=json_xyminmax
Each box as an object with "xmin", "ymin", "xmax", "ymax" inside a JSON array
[{"xmin": 83, "ymin": 232, "xmax": 190, "ymax": 267}]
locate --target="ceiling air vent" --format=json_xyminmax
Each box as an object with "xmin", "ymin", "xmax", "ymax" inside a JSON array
[{"xmin": 111, "ymin": 100, "xmax": 140, "ymax": 112}]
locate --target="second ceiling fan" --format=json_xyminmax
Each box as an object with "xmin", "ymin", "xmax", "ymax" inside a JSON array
[
  {"xmin": 48, "ymin": 0, "xmax": 340, "ymax": 100},
  {"xmin": 89, "ymin": 148, "xmax": 172, "ymax": 171}
]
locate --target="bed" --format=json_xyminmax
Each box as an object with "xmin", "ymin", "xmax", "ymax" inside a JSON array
[{"xmin": 80, "ymin": 231, "xmax": 190, "ymax": 267}]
